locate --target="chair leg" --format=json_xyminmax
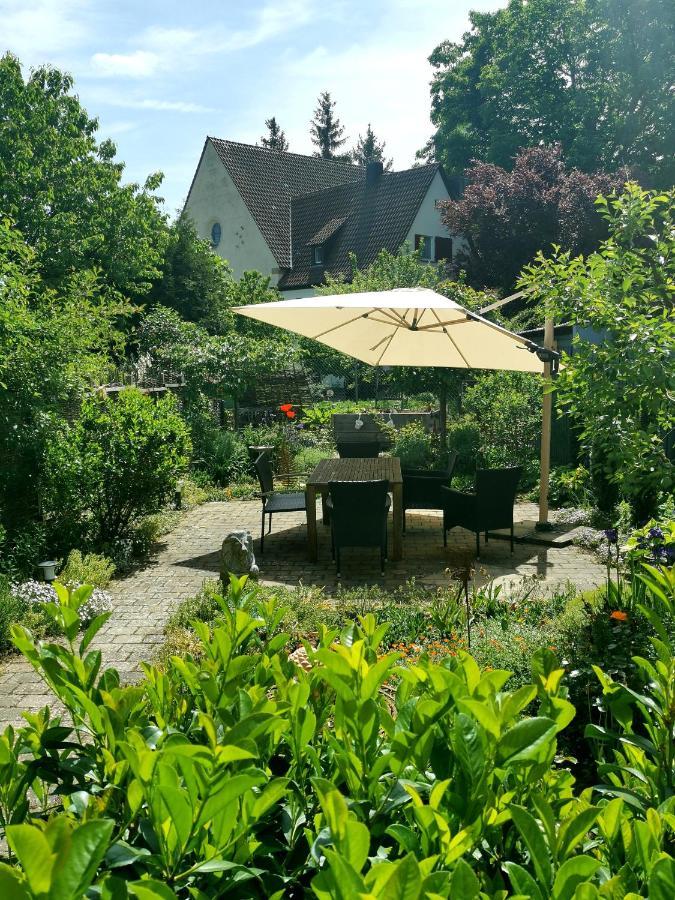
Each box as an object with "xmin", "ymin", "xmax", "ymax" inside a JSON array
[
  {"xmin": 476, "ymin": 531, "xmax": 480, "ymax": 559},
  {"xmin": 260, "ymin": 509, "xmax": 265, "ymax": 553},
  {"xmin": 268, "ymin": 513, "xmax": 273, "ymax": 534}
]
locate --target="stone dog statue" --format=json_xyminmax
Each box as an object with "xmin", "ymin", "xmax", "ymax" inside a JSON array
[{"xmin": 220, "ymin": 530, "xmax": 259, "ymax": 581}]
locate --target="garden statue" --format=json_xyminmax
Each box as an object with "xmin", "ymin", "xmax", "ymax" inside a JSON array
[{"xmin": 220, "ymin": 530, "xmax": 259, "ymax": 581}]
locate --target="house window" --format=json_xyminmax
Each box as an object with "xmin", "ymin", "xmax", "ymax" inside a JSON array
[
  {"xmin": 311, "ymin": 245, "xmax": 324, "ymax": 266},
  {"xmin": 414, "ymin": 234, "xmax": 432, "ymax": 260},
  {"xmin": 210, "ymin": 222, "xmax": 222, "ymax": 248},
  {"xmin": 434, "ymin": 237, "xmax": 453, "ymax": 262}
]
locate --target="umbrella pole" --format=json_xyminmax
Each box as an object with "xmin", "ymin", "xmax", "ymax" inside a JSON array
[{"xmin": 537, "ymin": 317, "xmax": 555, "ymax": 529}]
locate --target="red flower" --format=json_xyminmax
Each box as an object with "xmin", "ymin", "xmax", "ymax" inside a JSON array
[
  {"xmin": 610, "ymin": 610, "xmax": 628, "ymax": 622},
  {"xmin": 286, "ymin": 410, "xmax": 296, "ymax": 419},
  {"xmin": 279, "ymin": 403, "xmax": 293, "ymax": 412}
]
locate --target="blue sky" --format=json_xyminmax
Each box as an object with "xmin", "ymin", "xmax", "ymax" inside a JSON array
[{"xmin": 2, "ymin": 0, "xmax": 503, "ymax": 215}]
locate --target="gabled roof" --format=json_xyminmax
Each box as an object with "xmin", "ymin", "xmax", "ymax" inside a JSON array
[
  {"xmin": 279, "ymin": 164, "xmax": 442, "ymax": 289},
  {"xmin": 207, "ymin": 138, "xmax": 363, "ymax": 267}
]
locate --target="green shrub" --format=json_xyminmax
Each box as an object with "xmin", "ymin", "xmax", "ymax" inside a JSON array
[
  {"xmin": 198, "ymin": 428, "xmax": 250, "ymax": 486},
  {"xmin": 293, "ymin": 445, "xmax": 333, "ymax": 472},
  {"xmin": 545, "ymin": 465, "xmax": 592, "ymax": 508},
  {"xmin": 3, "ymin": 571, "xmax": 675, "ymax": 896},
  {"xmin": 42, "ymin": 388, "xmax": 191, "ymax": 550},
  {"xmin": 390, "ymin": 421, "xmax": 438, "ymax": 469},
  {"xmin": 463, "ymin": 371, "xmax": 542, "ymax": 475},
  {"xmin": 57, "ymin": 550, "xmax": 115, "ymax": 589},
  {"xmin": 445, "ymin": 415, "xmax": 480, "ymax": 477}
]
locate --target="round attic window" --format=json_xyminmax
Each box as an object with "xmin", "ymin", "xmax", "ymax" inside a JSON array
[{"xmin": 210, "ymin": 222, "xmax": 222, "ymax": 247}]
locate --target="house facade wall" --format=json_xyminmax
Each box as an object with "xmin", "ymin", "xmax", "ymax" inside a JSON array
[
  {"xmin": 403, "ymin": 170, "xmax": 467, "ymax": 261},
  {"xmin": 183, "ymin": 141, "xmax": 279, "ymax": 281}
]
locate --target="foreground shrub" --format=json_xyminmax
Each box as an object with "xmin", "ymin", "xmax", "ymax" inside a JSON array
[
  {"xmin": 3, "ymin": 571, "xmax": 674, "ymax": 896},
  {"xmin": 42, "ymin": 388, "xmax": 191, "ymax": 550}
]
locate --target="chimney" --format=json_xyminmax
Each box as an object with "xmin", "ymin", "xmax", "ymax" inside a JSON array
[{"xmin": 365, "ymin": 160, "xmax": 384, "ymax": 186}]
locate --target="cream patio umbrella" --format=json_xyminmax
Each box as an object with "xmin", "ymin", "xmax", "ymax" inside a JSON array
[{"xmin": 234, "ymin": 287, "xmax": 558, "ymax": 524}]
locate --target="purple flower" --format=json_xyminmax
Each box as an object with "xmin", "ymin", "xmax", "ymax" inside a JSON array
[
  {"xmin": 604, "ymin": 528, "xmax": 618, "ymax": 544},
  {"xmin": 665, "ymin": 547, "xmax": 675, "ymax": 561},
  {"xmin": 648, "ymin": 526, "xmax": 664, "ymax": 540}
]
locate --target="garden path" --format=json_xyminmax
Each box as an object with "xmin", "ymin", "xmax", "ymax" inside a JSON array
[{"xmin": 0, "ymin": 500, "xmax": 605, "ymax": 729}]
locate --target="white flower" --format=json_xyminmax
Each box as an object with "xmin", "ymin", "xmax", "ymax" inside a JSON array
[{"xmin": 10, "ymin": 580, "xmax": 113, "ymax": 626}]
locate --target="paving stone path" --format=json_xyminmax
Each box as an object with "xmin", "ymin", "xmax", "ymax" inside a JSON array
[{"xmin": 0, "ymin": 500, "xmax": 605, "ymax": 729}]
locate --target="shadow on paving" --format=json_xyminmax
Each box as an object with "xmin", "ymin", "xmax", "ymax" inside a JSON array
[{"xmin": 174, "ymin": 513, "xmax": 575, "ymax": 594}]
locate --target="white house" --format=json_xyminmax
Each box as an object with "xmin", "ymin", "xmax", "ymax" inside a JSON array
[{"xmin": 183, "ymin": 138, "xmax": 463, "ymax": 297}]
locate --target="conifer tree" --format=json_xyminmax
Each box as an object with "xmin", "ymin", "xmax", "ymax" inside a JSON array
[
  {"xmin": 310, "ymin": 91, "xmax": 347, "ymax": 159},
  {"xmin": 351, "ymin": 124, "xmax": 392, "ymax": 170},
  {"xmin": 260, "ymin": 117, "xmax": 289, "ymax": 152}
]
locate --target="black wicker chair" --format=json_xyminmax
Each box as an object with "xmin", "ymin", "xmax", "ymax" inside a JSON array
[
  {"xmin": 336, "ymin": 441, "xmax": 381, "ymax": 458},
  {"xmin": 327, "ymin": 480, "xmax": 391, "ymax": 575},
  {"xmin": 442, "ymin": 466, "xmax": 522, "ymax": 557},
  {"xmin": 254, "ymin": 453, "xmax": 307, "ymax": 553},
  {"xmin": 402, "ymin": 451, "xmax": 458, "ymax": 530}
]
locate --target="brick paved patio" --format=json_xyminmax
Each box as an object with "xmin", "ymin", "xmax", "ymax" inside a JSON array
[{"xmin": 0, "ymin": 499, "xmax": 604, "ymax": 729}]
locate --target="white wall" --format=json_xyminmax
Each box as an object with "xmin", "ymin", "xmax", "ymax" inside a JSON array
[
  {"xmin": 183, "ymin": 141, "xmax": 279, "ymax": 281},
  {"xmin": 279, "ymin": 287, "xmax": 316, "ymax": 299},
  {"xmin": 404, "ymin": 170, "xmax": 468, "ymax": 261}
]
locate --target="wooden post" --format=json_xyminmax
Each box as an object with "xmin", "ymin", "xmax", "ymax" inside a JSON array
[
  {"xmin": 537, "ymin": 318, "xmax": 555, "ymax": 528},
  {"xmin": 439, "ymin": 378, "xmax": 448, "ymax": 452}
]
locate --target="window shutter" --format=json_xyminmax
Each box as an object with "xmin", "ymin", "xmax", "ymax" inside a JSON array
[{"xmin": 435, "ymin": 237, "xmax": 453, "ymax": 262}]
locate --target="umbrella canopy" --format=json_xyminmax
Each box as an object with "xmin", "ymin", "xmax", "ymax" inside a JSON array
[{"xmin": 234, "ymin": 287, "xmax": 544, "ymax": 373}]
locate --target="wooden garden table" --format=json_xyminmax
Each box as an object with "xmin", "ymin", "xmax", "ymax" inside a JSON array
[{"xmin": 305, "ymin": 457, "xmax": 403, "ymax": 563}]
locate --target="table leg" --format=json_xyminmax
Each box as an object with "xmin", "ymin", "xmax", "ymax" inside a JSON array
[
  {"xmin": 392, "ymin": 482, "xmax": 403, "ymax": 561},
  {"xmin": 306, "ymin": 484, "xmax": 318, "ymax": 562}
]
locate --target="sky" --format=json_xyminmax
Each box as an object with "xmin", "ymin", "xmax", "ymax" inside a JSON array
[{"xmin": 1, "ymin": 0, "xmax": 504, "ymax": 215}]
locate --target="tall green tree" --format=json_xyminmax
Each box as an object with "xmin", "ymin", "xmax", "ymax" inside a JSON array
[
  {"xmin": 0, "ymin": 53, "xmax": 167, "ymax": 301},
  {"xmin": 351, "ymin": 124, "xmax": 392, "ymax": 170},
  {"xmin": 260, "ymin": 116, "xmax": 289, "ymax": 152},
  {"xmin": 310, "ymin": 91, "xmax": 348, "ymax": 160},
  {"xmin": 421, "ymin": 0, "xmax": 675, "ymax": 187},
  {"xmin": 520, "ymin": 184, "xmax": 675, "ymax": 520}
]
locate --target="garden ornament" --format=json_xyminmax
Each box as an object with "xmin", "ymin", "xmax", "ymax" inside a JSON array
[
  {"xmin": 220, "ymin": 531, "xmax": 259, "ymax": 581},
  {"xmin": 354, "ymin": 412, "xmax": 363, "ymax": 430}
]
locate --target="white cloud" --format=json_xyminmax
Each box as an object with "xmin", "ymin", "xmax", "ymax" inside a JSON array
[
  {"xmin": 90, "ymin": 50, "xmax": 162, "ymax": 79},
  {"xmin": 0, "ymin": 0, "xmax": 88, "ymax": 64},
  {"xmin": 123, "ymin": 98, "xmax": 215, "ymax": 114},
  {"xmin": 89, "ymin": 0, "xmax": 315, "ymax": 80}
]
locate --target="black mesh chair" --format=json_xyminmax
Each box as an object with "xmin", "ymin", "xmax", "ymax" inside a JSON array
[
  {"xmin": 337, "ymin": 441, "xmax": 381, "ymax": 458},
  {"xmin": 327, "ymin": 480, "xmax": 391, "ymax": 575},
  {"xmin": 254, "ymin": 453, "xmax": 307, "ymax": 553},
  {"xmin": 402, "ymin": 451, "xmax": 458, "ymax": 530},
  {"xmin": 442, "ymin": 466, "xmax": 522, "ymax": 557}
]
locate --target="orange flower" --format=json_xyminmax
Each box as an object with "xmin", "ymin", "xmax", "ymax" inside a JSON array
[
  {"xmin": 610, "ymin": 610, "xmax": 628, "ymax": 622},
  {"xmin": 286, "ymin": 410, "xmax": 297, "ymax": 419},
  {"xmin": 279, "ymin": 403, "xmax": 293, "ymax": 412}
]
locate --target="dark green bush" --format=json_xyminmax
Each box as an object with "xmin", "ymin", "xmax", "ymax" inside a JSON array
[
  {"xmin": 390, "ymin": 421, "xmax": 438, "ymax": 469},
  {"xmin": 445, "ymin": 416, "xmax": 480, "ymax": 476},
  {"xmin": 42, "ymin": 388, "xmax": 191, "ymax": 551}
]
